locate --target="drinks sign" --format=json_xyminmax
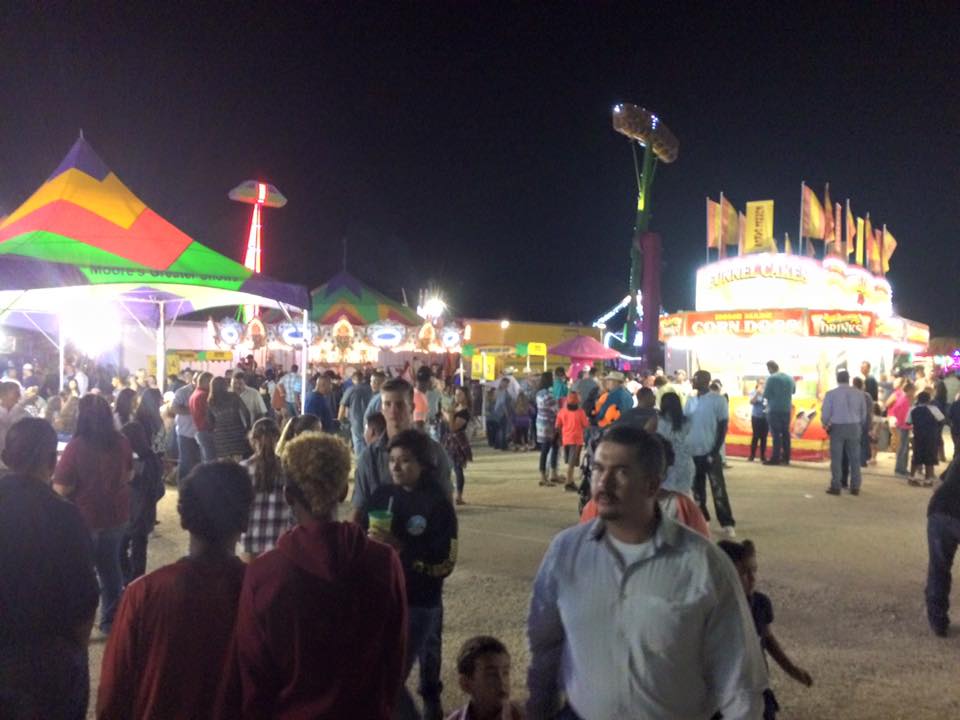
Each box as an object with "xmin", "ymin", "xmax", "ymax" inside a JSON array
[{"xmin": 807, "ymin": 312, "xmax": 874, "ymax": 338}]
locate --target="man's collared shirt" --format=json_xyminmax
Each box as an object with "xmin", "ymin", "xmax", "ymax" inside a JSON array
[
  {"xmin": 172, "ymin": 383, "xmax": 197, "ymax": 439},
  {"xmin": 526, "ymin": 515, "xmax": 767, "ymax": 720},
  {"xmin": 684, "ymin": 392, "xmax": 729, "ymax": 456},
  {"xmin": 821, "ymin": 384, "xmax": 868, "ymax": 427}
]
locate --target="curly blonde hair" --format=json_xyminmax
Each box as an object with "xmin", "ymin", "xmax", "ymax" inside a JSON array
[{"xmin": 281, "ymin": 431, "xmax": 352, "ymax": 515}]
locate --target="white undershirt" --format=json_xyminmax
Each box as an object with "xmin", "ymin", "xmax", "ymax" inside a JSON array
[{"xmin": 608, "ymin": 534, "xmax": 652, "ymax": 566}]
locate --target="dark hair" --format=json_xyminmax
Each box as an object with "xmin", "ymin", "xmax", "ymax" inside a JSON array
[
  {"xmin": 366, "ymin": 411, "xmax": 386, "ymax": 437},
  {"xmin": 1, "ymin": 417, "xmax": 57, "ymax": 473},
  {"xmin": 659, "ymin": 391, "xmax": 686, "ymax": 432},
  {"xmin": 538, "ymin": 371, "xmax": 553, "ymax": 391},
  {"xmin": 121, "ymin": 421, "xmax": 153, "ymax": 458},
  {"xmin": 851, "ymin": 376, "xmax": 863, "ymax": 389},
  {"xmin": 836, "ymin": 369, "xmax": 851, "ymax": 384},
  {"xmin": 136, "ymin": 387, "xmax": 164, "ymax": 438},
  {"xmin": 387, "ymin": 429, "xmax": 440, "ymax": 489},
  {"xmin": 209, "ymin": 376, "xmax": 231, "ymax": 407},
  {"xmin": 916, "ymin": 391, "xmax": 931, "ymax": 404},
  {"xmin": 114, "ymin": 387, "xmax": 138, "ymax": 425},
  {"xmin": 636, "ymin": 387, "xmax": 656, "ymax": 407},
  {"xmin": 456, "ymin": 635, "xmax": 509, "ymax": 676},
  {"xmin": 381, "ymin": 377, "xmax": 414, "ymax": 399},
  {"xmin": 249, "ymin": 418, "xmax": 282, "ymax": 492},
  {"xmin": 554, "ymin": 366, "xmax": 566, "ymax": 378},
  {"xmin": 76, "ymin": 394, "xmax": 121, "ymax": 449},
  {"xmin": 178, "ymin": 461, "xmax": 253, "ymax": 543},
  {"xmin": 766, "ymin": 361, "xmax": 779, "ymax": 373},
  {"xmin": 717, "ymin": 538, "xmax": 757, "ymax": 564},
  {"xmin": 600, "ymin": 425, "xmax": 669, "ymax": 480}
]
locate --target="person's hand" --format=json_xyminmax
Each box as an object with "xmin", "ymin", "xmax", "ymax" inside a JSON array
[
  {"xmin": 790, "ymin": 666, "xmax": 813, "ymax": 687},
  {"xmin": 368, "ymin": 527, "xmax": 402, "ymax": 550}
]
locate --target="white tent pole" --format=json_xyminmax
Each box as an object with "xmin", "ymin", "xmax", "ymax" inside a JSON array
[
  {"xmin": 58, "ymin": 316, "xmax": 65, "ymax": 391},
  {"xmin": 156, "ymin": 301, "xmax": 166, "ymax": 393},
  {"xmin": 300, "ymin": 308, "xmax": 309, "ymax": 413}
]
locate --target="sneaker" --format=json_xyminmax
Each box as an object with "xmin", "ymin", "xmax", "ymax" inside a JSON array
[
  {"xmin": 762, "ymin": 459, "xmax": 779, "ymax": 466},
  {"xmin": 721, "ymin": 526, "xmax": 736, "ymax": 538},
  {"xmin": 825, "ymin": 487, "xmax": 841, "ymax": 496}
]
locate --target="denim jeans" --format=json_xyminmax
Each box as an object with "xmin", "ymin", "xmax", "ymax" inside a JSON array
[
  {"xmin": 693, "ymin": 453, "xmax": 735, "ymax": 527},
  {"xmin": 176, "ymin": 433, "xmax": 201, "ymax": 490},
  {"xmin": 750, "ymin": 415, "xmax": 768, "ymax": 460},
  {"xmin": 454, "ymin": 464, "xmax": 466, "ymax": 495},
  {"xmin": 539, "ymin": 437, "xmax": 558, "ymax": 474},
  {"xmin": 351, "ymin": 427, "xmax": 366, "ymax": 455},
  {"xmin": 767, "ymin": 411, "xmax": 791, "ymax": 463},
  {"xmin": 196, "ymin": 430, "xmax": 217, "ymax": 463},
  {"xmin": 895, "ymin": 427, "xmax": 910, "ymax": 474},
  {"xmin": 926, "ymin": 512, "xmax": 960, "ymax": 633},
  {"xmin": 91, "ymin": 525, "xmax": 126, "ymax": 633},
  {"xmin": 829, "ymin": 424, "xmax": 862, "ymax": 492},
  {"xmin": 396, "ymin": 605, "xmax": 443, "ymax": 720}
]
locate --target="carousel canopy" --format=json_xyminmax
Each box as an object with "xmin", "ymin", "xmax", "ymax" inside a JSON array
[
  {"xmin": 308, "ymin": 270, "xmax": 420, "ymax": 326},
  {"xmin": 0, "ymin": 136, "xmax": 309, "ymax": 325}
]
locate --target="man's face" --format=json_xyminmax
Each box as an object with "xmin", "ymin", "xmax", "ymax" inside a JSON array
[
  {"xmin": 1, "ymin": 387, "xmax": 20, "ymax": 410},
  {"xmin": 592, "ymin": 440, "xmax": 659, "ymax": 525},
  {"xmin": 676, "ymin": 370, "xmax": 687, "ymax": 383},
  {"xmin": 381, "ymin": 389, "xmax": 412, "ymax": 436},
  {"xmin": 459, "ymin": 652, "xmax": 512, "ymax": 715},
  {"xmin": 860, "ymin": 362, "xmax": 870, "ymax": 376},
  {"xmin": 231, "ymin": 376, "xmax": 246, "ymax": 394},
  {"xmin": 371, "ymin": 375, "xmax": 383, "ymax": 392}
]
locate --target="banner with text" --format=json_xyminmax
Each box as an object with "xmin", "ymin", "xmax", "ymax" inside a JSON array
[{"xmin": 743, "ymin": 200, "xmax": 775, "ymax": 254}]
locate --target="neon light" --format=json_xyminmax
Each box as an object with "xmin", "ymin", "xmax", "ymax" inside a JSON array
[{"xmin": 257, "ymin": 182, "xmax": 267, "ymax": 203}]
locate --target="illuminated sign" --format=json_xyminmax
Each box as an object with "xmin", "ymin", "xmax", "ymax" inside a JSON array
[
  {"xmin": 527, "ymin": 342, "xmax": 548, "ymax": 356},
  {"xmin": 808, "ymin": 311, "xmax": 874, "ymax": 338},
  {"xmin": 659, "ymin": 315, "xmax": 684, "ymax": 340},
  {"xmin": 368, "ymin": 322, "xmax": 406, "ymax": 349},
  {"xmin": 696, "ymin": 254, "xmax": 892, "ymax": 316},
  {"xmin": 684, "ymin": 310, "xmax": 806, "ymax": 337}
]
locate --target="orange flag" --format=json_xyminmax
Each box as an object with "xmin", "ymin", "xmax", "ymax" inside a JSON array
[
  {"xmin": 737, "ymin": 211, "xmax": 746, "ymax": 254},
  {"xmin": 706, "ymin": 198, "xmax": 720, "ymax": 249},
  {"xmin": 801, "ymin": 183, "xmax": 825, "ymax": 239},
  {"xmin": 882, "ymin": 226, "xmax": 897, "ymax": 272},
  {"xmin": 870, "ymin": 227, "xmax": 883, "ymax": 273},
  {"xmin": 721, "ymin": 196, "xmax": 739, "ymax": 246},
  {"xmin": 845, "ymin": 200, "xmax": 856, "ymax": 257},
  {"xmin": 823, "ymin": 184, "xmax": 835, "ymax": 245},
  {"xmin": 865, "ymin": 215, "xmax": 880, "ymax": 272}
]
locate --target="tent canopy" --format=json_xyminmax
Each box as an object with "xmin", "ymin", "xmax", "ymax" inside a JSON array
[
  {"xmin": 308, "ymin": 270, "xmax": 420, "ymax": 325},
  {"xmin": 0, "ymin": 136, "xmax": 309, "ymax": 322},
  {"xmin": 549, "ymin": 335, "xmax": 621, "ymax": 360}
]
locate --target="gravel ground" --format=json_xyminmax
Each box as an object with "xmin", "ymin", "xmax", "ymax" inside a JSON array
[{"xmin": 87, "ymin": 442, "xmax": 960, "ymax": 719}]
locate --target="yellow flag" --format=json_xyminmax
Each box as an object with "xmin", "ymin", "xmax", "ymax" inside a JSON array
[
  {"xmin": 743, "ymin": 200, "xmax": 775, "ymax": 254},
  {"xmin": 855, "ymin": 217, "xmax": 865, "ymax": 265},
  {"xmin": 882, "ymin": 227, "xmax": 897, "ymax": 273}
]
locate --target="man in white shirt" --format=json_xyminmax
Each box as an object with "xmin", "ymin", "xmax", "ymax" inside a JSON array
[
  {"xmin": 527, "ymin": 424, "xmax": 767, "ymax": 720},
  {"xmin": 231, "ymin": 373, "xmax": 267, "ymax": 423}
]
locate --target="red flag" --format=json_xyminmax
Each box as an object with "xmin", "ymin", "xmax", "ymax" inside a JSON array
[
  {"xmin": 823, "ymin": 184, "xmax": 835, "ymax": 245},
  {"xmin": 801, "ymin": 183, "xmax": 825, "ymax": 239},
  {"xmin": 706, "ymin": 198, "xmax": 720, "ymax": 249}
]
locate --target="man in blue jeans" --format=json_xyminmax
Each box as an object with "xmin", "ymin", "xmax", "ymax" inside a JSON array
[
  {"xmin": 763, "ymin": 360, "xmax": 795, "ymax": 466},
  {"xmin": 926, "ymin": 460, "xmax": 960, "ymax": 637}
]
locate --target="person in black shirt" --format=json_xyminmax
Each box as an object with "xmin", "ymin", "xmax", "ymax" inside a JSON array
[
  {"xmin": 926, "ymin": 459, "xmax": 960, "ymax": 636},
  {"xmin": 368, "ymin": 428, "xmax": 458, "ymax": 720},
  {"xmin": 0, "ymin": 417, "xmax": 99, "ymax": 720}
]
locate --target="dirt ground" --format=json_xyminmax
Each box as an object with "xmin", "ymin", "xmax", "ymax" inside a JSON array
[{"xmin": 87, "ymin": 441, "xmax": 960, "ymax": 719}]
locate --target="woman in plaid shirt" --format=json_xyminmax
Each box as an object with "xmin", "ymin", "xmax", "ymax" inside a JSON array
[{"xmin": 240, "ymin": 418, "xmax": 292, "ymax": 560}]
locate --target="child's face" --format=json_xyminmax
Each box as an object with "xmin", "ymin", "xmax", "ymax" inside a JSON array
[
  {"xmin": 736, "ymin": 556, "xmax": 758, "ymax": 597},
  {"xmin": 460, "ymin": 652, "xmax": 511, "ymax": 714}
]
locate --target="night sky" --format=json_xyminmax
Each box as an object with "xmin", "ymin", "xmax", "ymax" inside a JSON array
[{"xmin": 2, "ymin": 4, "xmax": 958, "ymax": 333}]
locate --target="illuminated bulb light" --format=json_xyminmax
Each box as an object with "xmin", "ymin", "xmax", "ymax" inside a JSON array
[
  {"xmin": 500, "ymin": 320, "xmax": 510, "ymax": 330},
  {"xmin": 62, "ymin": 303, "xmax": 122, "ymax": 356}
]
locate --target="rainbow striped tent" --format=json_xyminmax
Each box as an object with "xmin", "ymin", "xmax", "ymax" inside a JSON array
[
  {"xmin": 309, "ymin": 271, "xmax": 420, "ymax": 325},
  {"xmin": 0, "ymin": 136, "xmax": 309, "ymax": 321}
]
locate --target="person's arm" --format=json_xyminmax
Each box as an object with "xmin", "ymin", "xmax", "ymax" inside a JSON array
[
  {"xmin": 237, "ymin": 398, "xmax": 251, "ymax": 429},
  {"xmin": 52, "ymin": 442, "xmax": 77, "ymax": 497},
  {"xmin": 349, "ymin": 452, "xmax": 372, "ymax": 526},
  {"xmin": 526, "ymin": 541, "xmax": 565, "ymax": 719},
  {"xmin": 338, "ymin": 387, "xmax": 352, "ymax": 422},
  {"xmin": 710, "ymin": 420, "xmax": 728, "ymax": 457},
  {"xmin": 95, "ymin": 585, "xmax": 142, "ymax": 719},
  {"xmin": 821, "ymin": 393, "xmax": 832, "ymax": 431},
  {"xmin": 763, "ymin": 628, "xmax": 813, "ymax": 687},
  {"xmin": 701, "ymin": 558, "xmax": 768, "ymax": 719},
  {"xmin": 409, "ymin": 502, "xmax": 458, "ymax": 579}
]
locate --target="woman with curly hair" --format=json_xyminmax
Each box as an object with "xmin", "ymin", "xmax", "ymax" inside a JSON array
[
  {"xmin": 98, "ymin": 461, "xmax": 253, "ymax": 718},
  {"xmin": 216, "ymin": 432, "xmax": 407, "ymax": 719}
]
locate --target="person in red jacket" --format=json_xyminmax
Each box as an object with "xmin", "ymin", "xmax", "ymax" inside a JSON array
[
  {"xmin": 555, "ymin": 391, "xmax": 590, "ymax": 492},
  {"xmin": 217, "ymin": 431, "xmax": 408, "ymax": 719},
  {"xmin": 97, "ymin": 460, "xmax": 254, "ymax": 719}
]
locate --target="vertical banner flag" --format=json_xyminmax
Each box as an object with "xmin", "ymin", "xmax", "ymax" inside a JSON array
[
  {"xmin": 865, "ymin": 215, "xmax": 879, "ymax": 272},
  {"xmin": 845, "ymin": 200, "xmax": 856, "ymax": 257},
  {"xmin": 833, "ymin": 203, "xmax": 842, "ymax": 256},
  {"xmin": 784, "ymin": 232, "xmax": 792, "ymax": 254},
  {"xmin": 801, "ymin": 182, "xmax": 825, "ymax": 238},
  {"xmin": 737, "ymin": 212, "xmax": 746, "ymax": 254},
  {"xmin": 805, "ymin": 235, "xmax": 817, "ymax": 258},
  {"xmin": 744, "ymin": 200, "xmax": 775, "ymax": 254},
  {"xmin": 706, "ymin": 198, "xmax": 720, "ymax": 249},
  {"xmin": 721, "ymin": 195, "xmax": 739, "ymax": 247},
  {"xmin": 882, "ymin": 226, "xmax": 897, "ymax": 272},
  {"xmin": 822, "ymin": 183, "xmax": 835, "ymax": 247},
  {"xmin": 870, "ymin": 227, "xmax": 883, "ymax": 274},
  {"xmin": 855, "ymin": 216, "xmax": 865, "ymax": 266}
]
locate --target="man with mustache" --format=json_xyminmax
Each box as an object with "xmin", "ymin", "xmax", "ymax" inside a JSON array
[{"xmin": 526, "ymin": 425, "xmax": 767, "ymax": 719}]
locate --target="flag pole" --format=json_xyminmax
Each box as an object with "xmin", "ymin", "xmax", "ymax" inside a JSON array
[
  {"xmin": 881, "ymin": 223, "xmax": 886, "ymax": 277},
  {"xmin": 799, "ymin": 181, "xmax": 805, "ymax": 257},
  {"xmin": 719, "ymin": 192, "xmax": 725, "ymax": 260},
  {"xmin": 705, "ymin": 197, "xmax": 710, "ymax": 265}
]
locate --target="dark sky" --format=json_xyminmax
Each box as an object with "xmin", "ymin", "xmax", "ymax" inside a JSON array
[{"xmin": 2, "ymin": 3, "xmax": 958, "ymax": 333}]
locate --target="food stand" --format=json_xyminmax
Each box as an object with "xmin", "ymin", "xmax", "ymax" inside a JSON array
[{"xmin": 661, "ymin": 253, "xmax": 929, "ymax": 460}]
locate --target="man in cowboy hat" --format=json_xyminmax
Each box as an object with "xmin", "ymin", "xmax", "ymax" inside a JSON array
[{"xmin": 594, "ymin": 371, "xmax": 634, "ymax": 428}]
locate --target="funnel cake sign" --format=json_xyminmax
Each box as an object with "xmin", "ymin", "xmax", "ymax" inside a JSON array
[{"xmin": 696, "ymin": 254, "xmax": 893, "ymax": 316}]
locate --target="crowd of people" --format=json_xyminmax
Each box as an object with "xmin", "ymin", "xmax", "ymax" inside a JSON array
[{"xmin": 1, "ymin": 349, "xmax": 959, "ymax": 719}]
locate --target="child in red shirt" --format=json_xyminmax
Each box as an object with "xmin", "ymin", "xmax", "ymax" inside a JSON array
[{"xmin": 555, "ymin": 391, "xmax": 589, "ymax": 492}]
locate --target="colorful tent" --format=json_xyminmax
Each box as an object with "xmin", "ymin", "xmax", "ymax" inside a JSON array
[
  {"xmin": 548, "ymin": 335, "xmax": 621, "ymax": 360},
  {"xmin": 0, "ymin": 136, "xmax": 309, "ymax": 321},
  {"xmin": 309, "ymin": 271, "xmax": 420, "ymax": 325}
]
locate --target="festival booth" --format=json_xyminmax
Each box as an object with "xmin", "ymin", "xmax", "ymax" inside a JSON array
[
  {"xmin": 661, "ymin": 253, "xmax": 929, "ymax": 460},
  {"xmin": 0, "ymin": 137, "xmax": 311, "ymax": 396},
  {"xmin": 256, "ymin": 271, "xmax": 464, "ymax": 373}
]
